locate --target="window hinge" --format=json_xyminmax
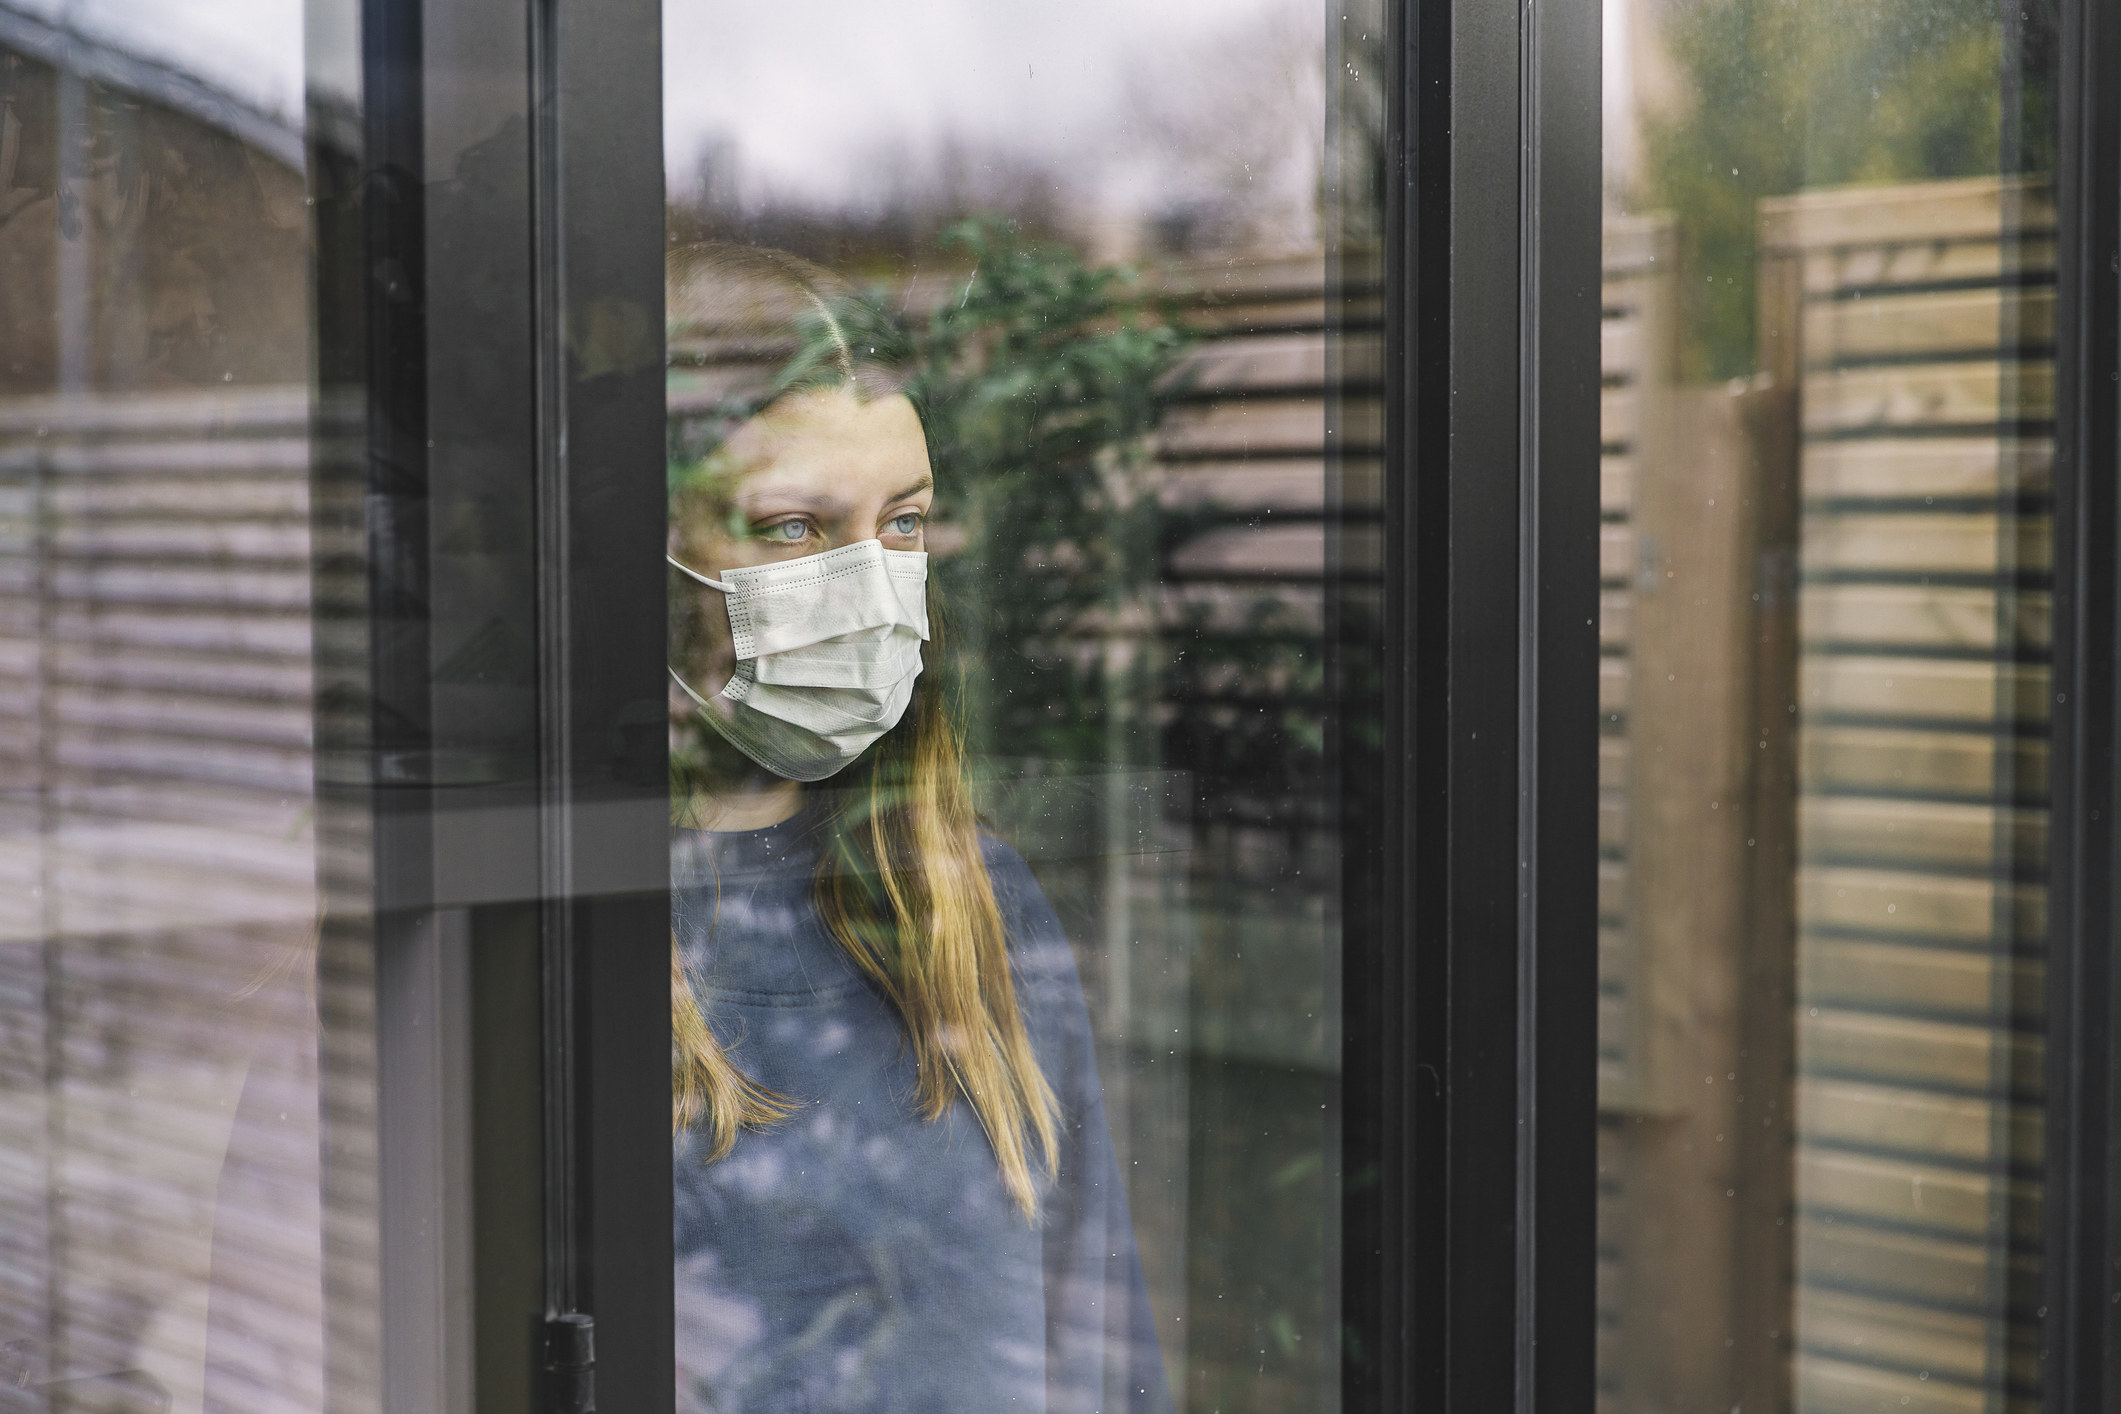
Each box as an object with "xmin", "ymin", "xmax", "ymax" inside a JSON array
[{"xmin": 543, "ymin": 1313, "xmax": 595, "ymax": 1414}]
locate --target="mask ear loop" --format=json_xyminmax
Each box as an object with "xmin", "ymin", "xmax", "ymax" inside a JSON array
[
  {"xmin": 669, "ymin": 556, "xmax": 733, "ymax": 708},
  {"xmin": 668, "ymin": 664, "xmax": 720, "ymax": 712},
  {"xmin": 667, "ymin": 555, "xmax": 731, "ymax": 592}
]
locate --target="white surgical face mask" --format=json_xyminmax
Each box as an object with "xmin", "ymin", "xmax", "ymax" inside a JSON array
[{"xmin": 668, "ymin": 538, "xmax": 930, "ymax": 782}]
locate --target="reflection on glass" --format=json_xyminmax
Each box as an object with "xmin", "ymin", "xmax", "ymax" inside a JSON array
[
  {"xmin": 662, "ymin": 3, "xmax": 1383, "ymax": 1410},
  {"xmin": 0, "ymin": 5, "xmax": 341, "ymax": 1414},
  {"xmin": 1598, "ymin": 1, "xmax": 2052, "ymax": 1410}
]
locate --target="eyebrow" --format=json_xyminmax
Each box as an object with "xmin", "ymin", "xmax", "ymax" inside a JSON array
[{"xmin": 733, "ymin": 474, "xmax": 934, "ymax": 520}]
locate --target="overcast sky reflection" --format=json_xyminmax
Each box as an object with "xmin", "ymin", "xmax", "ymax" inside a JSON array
[
  {"xmin": 7, "ymin": 0, "xmax": 1320, "ymax": 255},
  {"xmin": 663, "ymin": 0, "xmax": 1309, "ymax": 246},
  {"xmin": 11, "ymin": 0, "xmax": 301, "ymax": 121}
]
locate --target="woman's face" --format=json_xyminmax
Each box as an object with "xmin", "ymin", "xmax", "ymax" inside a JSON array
[{"xmin": 672, "ymin": 384, "xmax": 935, "ymax": 699}]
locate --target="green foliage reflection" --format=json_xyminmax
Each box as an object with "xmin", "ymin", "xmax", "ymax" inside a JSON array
[{"xmin": 1640, "ymin": 0, "xmax": 2054, "ymax": 378}]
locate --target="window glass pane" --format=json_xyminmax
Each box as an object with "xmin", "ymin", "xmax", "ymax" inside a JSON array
[
  {"xmin": 660, "ymin": 5, "xmax": 1382, "ymax": 1410},
  {"xmin": 0, "ymin": 4, "xmax": 367, "ymax": 1412},
  {"xmin": 1597, "ymin": 3, "xmax": 2053, "ymax": 1409}
]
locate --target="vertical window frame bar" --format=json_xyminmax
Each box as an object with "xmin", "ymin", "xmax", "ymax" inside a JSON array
[
  {"xmin": 526, "ymin": 0, "xmax": 665, "ymax": 1407},
  {"xmin": 528, "ymin": 0, "xmax": 673, "ymax": 1408},
  {"xmin": 2044, "ymin": 0, "xmax": 2121, "ymax": 1402},
  {"xmin": 1350, "ymin": 0, "xmax": 1600, "ymax": 1407}
]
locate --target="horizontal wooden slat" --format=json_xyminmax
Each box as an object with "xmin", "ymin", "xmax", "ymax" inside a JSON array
[
  {"xmin": 1604, "ymin": 213, "xmax": 1678, "ymax": 274},
  {"xmin": 1599, "ymin": 589, "xmax": 1631, "ymax": 646},
  {"xmin": 1799, "ymin": 237, "xmax": 2058, "ymax": 300},
  {"xmin": 1174, "ymin": 333, "xmax": 1354, "ymax": 393},
  {"xmin": 44, "ymin": 687, "xmax": 310, "ymax": 745},
  {"xmin": 1800, "ymin": 1292, "xmax": 2038, "ymax": 1401},
  {"xmin": 0, "ymin": 387, "xmax": 311, "ymax": 437},
  {"xmin": 1152, "ymin": 251, "xmax": 1354, "ymax": 306},
  {"xmin": 1760, "ymin": 175, "xmax": 2055, "ymax": 252},
  {"xmin": 1600, "ymin": 454, "xmax": 1633, "ymax": 515},
  {"xmin": 1800, "ymin": 725, "xmax": 2048, "ymax": 799},
  {"xmin": 1798, "ymin": 1220, "xmax": 2033, "ymax": 1310},
  {"xmin": 1798, "ymin": 1150, "xmax": 2039, "ymax": 1245},
  {"xmin": 1804, "ymin": 361, "xmax": 2054, "ymax": 434},
  {"xmin": 47, "ymin": 647, "xmax": 311, "ymax": 702},
  {"xmin": 1803, "ymin": 436, "xmax": 2053, "ymax": 500},
  {"xmin": 1801, "ymin": 1008, "xmax": 2039, "ymax": 1095},
  {"xmin": 40, "ymin": 564, "xmax": 312, "ymax": 610},
  {"xmin": 1601, "ymin": 386, "xmax": 1639, "ymax": 448},
  {"xmin": 1601, "ymin": 318, "xmax": 1644, "ymax": 378},
  {"xmin": 1601, "ymin": 525, "xmax": 1633, "ymax": 584},
  {"xmin": 1800, "ymin": 796, "xmax": 2046, "ymax": 871},
  {"xmin": 1598, "ymin": 860, "xmax": 1626, "ymax": 923},
  {"xmin": 1178, "ymin": 293, "xmax": 1373, "ymax": 336},
  {"xmin": 1799, "ymin": 864, "xmax": 2044, "ymax": 945},
  {"xmin": 1156, "ymin": 397, "xmax": 1380, "ymax": 458},
  {"xmin": 44, "ymin": 520, "xmax": 309, "ymax": 561},
  {"xmin": 1802, "ymin": 511, "xmax": 2053, "ymax": 577},
  {"xmin": 35, "ymin": 820, "xmax": 312, "ymax": 892},
  {"xmin": 1812, "ymin": 287, "xmax": 2055, "ymax": 363},
  {"xmin": 25, "ymin": 874, "xmax": 313, "ymax": 943},
  {"xmin": 1157, "ymin": 461, "xmax": 1339, "ymax": 512},
  {"xmin": 1164, "ymin": 522, "xmax": 1378, "ymax": 578},
  {"xmin": 45, "ymin": 779, "xmax": 319, "ymax": 835},
  {"xmin": 1801, "ymin": 937, "xmax": 2042, "ymax": 1024},
  {"xmin": 1802, "ymin": 584, "xmax": 2051, "ymax": 652},
  {"xmin": 44, "ymin": 738, "xmax": 314, "ymax": 794},
  {"xmin": 44, "ymin": 490, "xmax": 305, "ymax": 541},
  {"xmin": 17, "ymin": 437, "xmax": 308, "ymax": 480},
  {"xmin": 1795, "ymin": 1353, "xmax": 1998, "ymax": 1414},
  {"xmin": 1801, "ymin": 656, "xmax": 2050, "ymax": 726},
  {"xmin": 1799, "ymin": 1077, "xmax": 2040, "ymax": 1165},
  {"xmin": 36, "ymin": 608, "xmax": 311, "ymax": 658},
  {"xmin": 1598, "ymin": 791, "xmax": 1627, "ymax": 852},
  {"xmin": 1600, "ymin": 658, "xmax": 1631, "ymax": 717}
]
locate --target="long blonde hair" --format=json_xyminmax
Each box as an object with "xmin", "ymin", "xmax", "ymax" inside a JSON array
[{"xmin": 668, "ymin": 244, "xmax": 1059, "ymax": 1219}]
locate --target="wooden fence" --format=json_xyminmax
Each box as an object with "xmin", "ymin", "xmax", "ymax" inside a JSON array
[
  {"xmin": 0, "ymin": 388, "xmax": 325, "ymax": 1414},
  {"xmin": 1765, "ymin": 175, "xmax": 2052, "ymax": 1414},
  {"xmin": 1592, "ymin": 173, "xmax": 2053, "ymax": 1414}
]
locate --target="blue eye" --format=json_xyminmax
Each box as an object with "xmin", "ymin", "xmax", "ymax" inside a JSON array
[
  {"xmin": 888, "ymin": 513, "xmax": 922, "ymax": 536},
  {"xmin": 768, "ymin": 520, "xmax": 808, "ymax": 541}
]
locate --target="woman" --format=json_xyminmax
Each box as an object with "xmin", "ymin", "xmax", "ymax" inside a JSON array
[{"xmin": 666, "ymin": 245, "xmax": 1170, "ymax": 1414}]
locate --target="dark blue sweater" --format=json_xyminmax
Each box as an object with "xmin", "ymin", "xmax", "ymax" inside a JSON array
[{"xmin": 672, "ymin": 810, "xmax": 1172, "ymax": 1414}]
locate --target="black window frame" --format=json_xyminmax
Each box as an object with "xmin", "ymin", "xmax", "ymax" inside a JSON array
[
  {"xmin": 313, "ymin": 0, "xmax": 669, "ymax": 1406},
  {"xmin": 2042, "ymin": 0, "xmax": 2121, "ymax": 1401},
  {"xmin": 1345, "ymin": 0, "xmax": 1601, "ymax": 1407},
  {"xmin": 310, "ymin": 0, "xmax": 2121, "ymax": 1408}
]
